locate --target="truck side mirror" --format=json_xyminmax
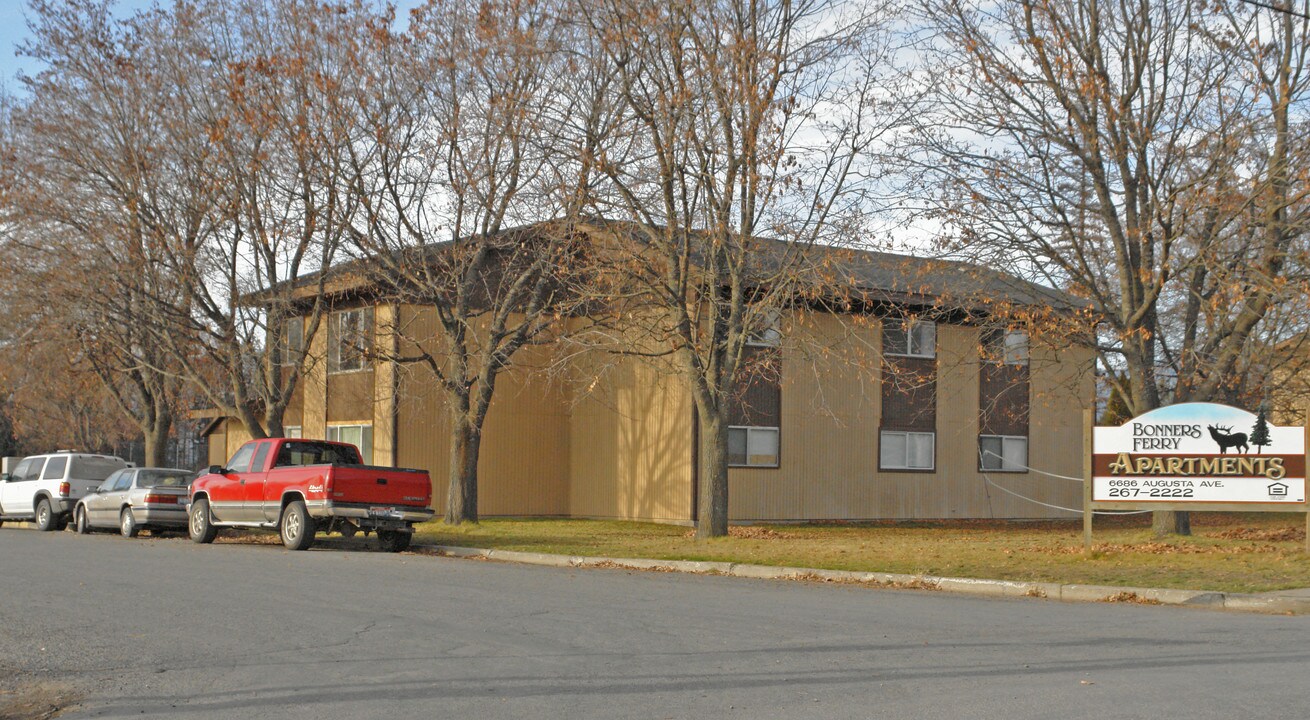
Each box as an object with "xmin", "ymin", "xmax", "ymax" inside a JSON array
[{"xmin": 207, "ymin": 465, "xmax": 225, "ymax": 476}]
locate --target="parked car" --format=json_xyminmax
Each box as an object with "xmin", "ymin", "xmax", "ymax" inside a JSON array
[
  {"xmin": 189, "ymin": 438, "xmax": 434, "ymax": 552},
  {"xmin": 73, "ymin": 467, "xmax": 193, "ymax": 537},
  {"xmin": 0, "ymin": 452, "xmax": 131, "ymax": 530}
]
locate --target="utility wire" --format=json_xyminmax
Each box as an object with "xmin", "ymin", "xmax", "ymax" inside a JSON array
[{"xmin": 1237, "ymin": 0, "xmax": 1310, "ymax": 22}]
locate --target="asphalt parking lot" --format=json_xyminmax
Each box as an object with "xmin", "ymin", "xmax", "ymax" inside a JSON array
[{"xmin": 3, "ymin": 527, "xmax": 1309, "ymax": 719}]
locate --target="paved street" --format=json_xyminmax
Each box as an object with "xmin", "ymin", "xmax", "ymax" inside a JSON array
[{"xmin": 2, "ymin": 528, "xmax": 1308, "ymax": 720}]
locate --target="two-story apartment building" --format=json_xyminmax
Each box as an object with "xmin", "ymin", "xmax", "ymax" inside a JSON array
[{"xmin": 202, "ymin": 223, "xmax": 1095, "ymax": 523}]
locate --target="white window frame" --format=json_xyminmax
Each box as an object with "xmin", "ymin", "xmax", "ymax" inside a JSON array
[
  {"xmin": 280, "ymin": 317, "xmax": 305, "ymax": 366},
  {"xmin": 745, "ymin": 309, "xmax": 782, "ymax": 348},
  {"xmin": 879, "ymin": 430, "xmax": 935, "ymax": 471},
  {"xmin": 728, "ymin": 426, "xmax": 780, "ymax": 468},
  {"xmin": 326, "ymin": 424, "xmax": 373, "ymax": 465},
  {"xmin": 979, "ymin": 434, "xmax": 1028, "ymax": 472},
  {"xmin": 328, "ymin": 308, "xmax": 373, "ymax": 374},
  {"xmin": 985, "ymin": 329, "xmax": 1029, "ymax": 366},
  {"xmin": 284, "ymin": 426, "xmax": 303, "ymax": 439},
  {"xmin": 885, "ymin": 319, "xmax": 936, "ymax": 359}
]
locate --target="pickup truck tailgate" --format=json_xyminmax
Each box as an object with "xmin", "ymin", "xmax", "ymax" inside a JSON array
[{"xmin": 328, "ymin": 466, "xmax": 431, "ymax": 507}]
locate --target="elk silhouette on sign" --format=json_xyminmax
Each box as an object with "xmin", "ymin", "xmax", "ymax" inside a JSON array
[{"xmin": 1207, "ymin": 425, "xmax": 1249, "ymax": 454}]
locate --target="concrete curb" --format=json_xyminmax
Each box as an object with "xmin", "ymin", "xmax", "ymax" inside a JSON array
[{"xmin": 421, "ymin": 544, "xmax": 1310, "ymax": 615}]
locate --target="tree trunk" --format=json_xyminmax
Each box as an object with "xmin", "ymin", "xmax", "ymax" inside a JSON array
[
  {"xmin": 142, "ymin": 413, "xmax": 172, "ymax": 468},
  {"xmin": 1152, "ymin": 510, "xmax": 1190, "ymax": 537},
  {"xmin": 695, "ymin": 406, "xmax": 729, "ymax": 539},
  {"xmin": 445, "ymin": 404, "xmax": 480, "ymax": 525}
]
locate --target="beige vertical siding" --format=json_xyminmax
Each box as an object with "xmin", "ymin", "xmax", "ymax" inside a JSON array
[
  {"xmin": 302, "ymin": 319, "xmax": 329, "ymax": 440},
  {"xmin": 568, "ymin": 353, "xmax": 693, "ymax": 523},
  {"xmin": 728, "ymin": 312, "xmax": 1091, "ymax": 521},
  {"xmin": 207, "ymin": 428, "xmax": 226, "ymax": 467},
  {"xmin": 392, "ymin": 305, "xmax": 571, "ymax": 517},
  {"xmin": 224, "ymin": 419, "xmax": 253, "ymax": 462}
]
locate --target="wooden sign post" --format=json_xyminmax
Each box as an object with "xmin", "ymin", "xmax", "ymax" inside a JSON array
[{"xmin": 1084, "ymin": 402, "xmax": 1309, "ymax": 554}]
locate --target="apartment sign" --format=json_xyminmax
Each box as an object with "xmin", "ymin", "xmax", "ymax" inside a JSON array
[{"xmin": 1092, "ymin": 403, "xmax": 1305, "ymax": 505}]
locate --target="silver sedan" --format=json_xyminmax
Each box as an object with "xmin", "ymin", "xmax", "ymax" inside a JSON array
[{"xmin": 73, "ymin": 467, "xmax": 193, "ymax": 538}]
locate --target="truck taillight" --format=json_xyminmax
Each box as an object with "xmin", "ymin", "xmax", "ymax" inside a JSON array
[
  {"xmin": 144, "ymin": 494, "xmax": 177, "ymax": 505},
  {"xmin": 58, "ymin": 482, "xmax": 70, "ymax": 497}
]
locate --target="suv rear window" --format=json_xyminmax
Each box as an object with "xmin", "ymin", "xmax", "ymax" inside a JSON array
[
  {"xmin": 273, "ymin": 441, "xmax": 362, "ymax": 468},
  {"xmin": 69, "ymin": 457, "xmax": 128, "ymax": 481}
]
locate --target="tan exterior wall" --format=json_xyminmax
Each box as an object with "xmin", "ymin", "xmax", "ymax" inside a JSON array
[
  {"xmin": 568, "ymin": 353, "xmax": 693, "ymax": 523},
  {"xmin": 392, "ymin": 304, "xmax": 571, "ymax": 517},
  {"xmin": 204, "ymin": 304, "xmax": 1092, "ymax": 524},
  {"xmin": 727, "ymin": 312, "xmax": 1093, "ymax": 521},
  {"xmin": 302, "ymin": 316, "xmax": 329, "ymax": 440}
]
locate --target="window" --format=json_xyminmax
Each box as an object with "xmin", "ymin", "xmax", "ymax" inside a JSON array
[
  {"xmin": 745, "ymin": 309, "xmax": 782, "ymax": 347},
  {"xmin": 884, "ymin": 319, "xmax": 936, "ymax": 358},
  {"xmin": 326, "ymin": 425, "xmax": 373, "ymax": 465},
  {"xmin": 284, "ymin": 426, "xmax": 303, "ymax": 439},
  {"xmin": 250, "ymin": 443, "xmax": 272, "ymax": 473},
  {"xmin": 68, "ymin": 457, "xmax": 126, "ymax": 481},
  {"xmin": 879, "ymin": 431, "xmax": 935, "ymax": 470},
  {"xmin": 11, "ymin": 458, "xmax": 43, "ymax": 482},
  {"xmin": 281, "ymin": 317, "xmax": 304, "ymax": 365},
  {"xmin": 40, "ymin": 457, "xmax": 67, "ymax": 480},
  {"xmin": 728, "ymin": 427, "xmax": 780, "ymax": 467},
  {"xmin": 984, "ymin": 329, "xmax": 1028, "ymax": 366},
  {"xmin": 274, "ymin": 440, "xmax": 363, "ymax": 468},
  {"xmin": 108, "ymin": 471, "xmax": 135, "ymax": 492},
  {"xmin": 328, "ymin": 308, "xmax": 373, "ymax": 373},
  {"xmin": 979, "ymin": 435, "xmax": 1028, "ymax": 472},
  {"xmin": 226, "ymin": 444, "xmax": 257, "ymax": 473}
]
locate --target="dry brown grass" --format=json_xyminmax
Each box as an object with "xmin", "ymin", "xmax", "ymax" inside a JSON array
[{"xmin": 412, "ymin": 512, "xmax": 1310, "ymax": 593}]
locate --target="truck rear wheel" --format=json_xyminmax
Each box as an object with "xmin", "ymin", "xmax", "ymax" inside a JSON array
[
  {"xmin": 377, "ymin": 530, "xmax": 411, "ymax": 553},
  {"xmin": 189, "ymin": 498, "xmax": 218, "ymax": 544},
  {"xmin": 280, "ymin": 500, "xmax": 315, "ymax": 551},
  {"xmin": 34, "ymin": 499, "xmax": 56, "ymax": 531}
]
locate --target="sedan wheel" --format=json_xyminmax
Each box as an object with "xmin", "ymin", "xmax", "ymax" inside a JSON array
[
  {"xmin": 120, "ymin": 509, "xmax": 139, "ymax": 538},
  {"xmin": 279, "ymin": 500, "xmax": 315, "ymax": 551},
  {"xmin": 75, "ymin": 506, "xmax": 91, "ymax": 535}
]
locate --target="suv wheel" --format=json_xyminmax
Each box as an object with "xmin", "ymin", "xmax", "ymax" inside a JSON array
[
  {"xmin": 34, "ymin": 499, "xmax": 57, "ymax": 531},
  {"xmin": 189, "ymin": 498, "xmax": 218, "ymax": 544},
  {"xmin": 120, "ymin": 509, "xmax": 139, "ymax": 538},
  {"xmin": 280, "ymin": 500, "xmax": 315, "ymax": 551}
]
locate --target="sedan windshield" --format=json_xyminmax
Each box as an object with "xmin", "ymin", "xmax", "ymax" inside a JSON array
[
  {"xmin": 69, "ymin": 457, "xmax": 128, "ymax": 481},
  {"xmin": 136, "ymin": 469, "xmax": 192, "ymax": 488}
]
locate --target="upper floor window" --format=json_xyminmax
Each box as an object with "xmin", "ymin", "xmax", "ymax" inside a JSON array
[
  {"xmin": 984, "ymin": 329, "xmax": 1028, "ymax": 366},
  {"xmin": 328, "ymin": 308, "xmax": 373, "ymax": 374},
  {"xmin": 884, "ymin": 319, "xmax": 936, "ymax": 359},
  {"xmin": 745, "ymin": 309, "xmax": 782, "ymax": 347},
  {"xmin": 280, "ymin": 317, "xmax": 304, "ymax": 365}
]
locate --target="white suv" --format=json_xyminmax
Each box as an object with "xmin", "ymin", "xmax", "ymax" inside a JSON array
[{"xmin": 0, "ymin": 453, "xmax": 130, "ymax": 531}]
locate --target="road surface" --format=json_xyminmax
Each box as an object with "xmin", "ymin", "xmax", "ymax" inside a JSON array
[{"xmin": 2, "ymin": 528, "xmax": 1307, "ymax": 719}]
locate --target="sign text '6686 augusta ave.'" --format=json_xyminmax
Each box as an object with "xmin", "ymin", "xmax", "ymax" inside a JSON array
[{"xmin": 1092, "ymin": 403, "xmax": 1306, "ymax": 505}]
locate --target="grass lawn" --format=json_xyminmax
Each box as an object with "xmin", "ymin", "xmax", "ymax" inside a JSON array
[{"xmin": 411, "ymin": 512, "xmax": 1310, "ymax": 593}]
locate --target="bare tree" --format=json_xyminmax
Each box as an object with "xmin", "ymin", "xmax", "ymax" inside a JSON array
[
  {"xmin": 0, "ymin": 0, "xmax": 189, "ymax": 465},
  {"xmin": 136, "ymin": 0, "xmax": 361, "ymax": 439},
  {"xmin": 339, "ymin": 0, "xmax": 593, "ymax": 523},
  {"xmin": 578, "ymin": 0, "xmax": 891, "ymax": 537},
  {"xmin": 917, "ymin": 0, "xmax": 1310, "ymax": 534}
]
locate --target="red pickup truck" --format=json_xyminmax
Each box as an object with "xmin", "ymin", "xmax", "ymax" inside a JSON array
[{"xmin": 189, "ymin": 438, "xmax": 434, "ymax": 552}]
